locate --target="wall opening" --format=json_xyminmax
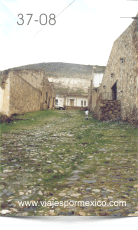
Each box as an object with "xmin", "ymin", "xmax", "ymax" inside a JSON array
[
  {"xmin": 70, "ymin": 99, "xmax": 74, "ymax": 106},
  {"xmin": 46, "ymin": 92, "xmax": 48, "ymax": 103},
  {"xmin": 111, "ymin": 82, "xmax": 117, "ymax": 100}
]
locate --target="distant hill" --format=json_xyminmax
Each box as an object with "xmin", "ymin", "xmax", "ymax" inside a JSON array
[
  {"xmin": 1, "ymin": 62, "xmax": 106, "ymax": 95},
  {"xmin": 6, "ymin": 62, "xmax": 105, "ymax": 76}
]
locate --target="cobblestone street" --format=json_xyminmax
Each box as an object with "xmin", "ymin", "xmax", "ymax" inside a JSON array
[{"xmin": 1, "ymin": 110, "xmax": 138, "ymax": 216}]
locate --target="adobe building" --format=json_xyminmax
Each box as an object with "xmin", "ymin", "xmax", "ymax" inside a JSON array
[
  {"xmin": 0, "ymin": 69, "xmax": 55, "ymax": 118},
  {"xmin": 90, "ymin": 15, "xmax": 138, "ymax": 123}
]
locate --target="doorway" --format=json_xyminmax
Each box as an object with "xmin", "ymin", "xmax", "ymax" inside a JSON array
[
  {"xmin": 70, "ymin": 99, "xmax": 74, "ymax": 106},
  {"xmin": 111, "ymin": 82, "xmax": 117, "ymax": 100}
]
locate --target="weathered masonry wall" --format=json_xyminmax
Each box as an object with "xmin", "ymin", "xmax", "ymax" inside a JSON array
[
  {"xmin": 88, "ymin": 73, "xmax": 104, "ymax": 112},
  {"xmin": 88, "ymin": 84, "xmax": 103, "ymax": 113},
  {"xmin": 14, "ymin": 69, "xmax": 55, "ymax": 110},
  {"xmin": 1, "ymin": 69, "xmax": 55, "ymax": 118},
  {"xmin": 9, "ymin": 72, "xmax": 41, "ymax": 116},
  {"xmin": 98, "ymin": 16, "xmax": 138, "ymax": 123},
  {"xmin": 65, "ymin": 106, "xmax": 88, "ymax": 111},
  {"xmin": 47, "ymin": 82, "xmax": 55, "ymax": 110},
  {"xmin": 91, "ymin": 87, "xmax": 100, "ymax": 112},
  {"xmin": 15, "ymin": 69, "xmax": 45, "ymax": 90},
  {"xmin": 93, "ymin": 100, "xmax": 121, "ymax": 121}
]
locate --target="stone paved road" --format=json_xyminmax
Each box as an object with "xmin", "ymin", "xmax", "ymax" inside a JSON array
[{"xmin": 1, "ymin": 110, "xmax": 138, "ymax": 216}]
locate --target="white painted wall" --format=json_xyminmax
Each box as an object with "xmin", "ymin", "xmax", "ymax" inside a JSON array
[
  {"xmin": 0, "ymin": 87, "xmax": 4, "ymax": 112},
  {"xmin": 1, "ymin": 77, "xmax": 10, "ymax": 116},
  {"xmin": 56, "ymin": 95, "xmax": 64, "ymax": 106},
  {"xmin": 93, "ymin": 73, "xmax": 104, "ymax": 87},
  {"xmin": 65, "ymin": 96, "xmax": 88, "ymax": 107},
  {"xmin": 55, "ymin": 95, "xmax": 88, "ymax": 107},
  {"xmin": 48, "ymin": 77, "xmax": 90, "ymax": 94}
]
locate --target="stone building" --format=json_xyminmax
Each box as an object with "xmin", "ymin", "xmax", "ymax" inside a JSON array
[
  {"xmin": 0, "ymin": 69, "xmax": 55, "ymax": 117},
  {"xmin": 89, "ymin": 15, "xmax": 138, "ymax": 123},
  {"xmin": 88, "ymin": 73, "xmax": 104, "ymax": 112}
]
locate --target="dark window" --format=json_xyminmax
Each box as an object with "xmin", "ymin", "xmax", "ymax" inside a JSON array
[
  {"xmin": 111, "ymin": 82, "xmax": 117, "ymax": 100},
  {"xmin": 55, "ymin": 99, "xmax": 58, "ymax": 105},
  {"xmin": 120, "ymin": 58, "xmax": 125, "ymax": 63},
  {"xmin": 46, "ymin": 92, "xmax": 48, "ymax": 103}
]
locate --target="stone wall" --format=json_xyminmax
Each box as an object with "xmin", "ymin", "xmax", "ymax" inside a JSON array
[
  {"xmin": 1, "ymin": 69, "xmax": 55, "ymax": 118},
  {"xmin": 41, "ymin": 75, "xmax": 55, "ymax": 110},
  {"xmin": 15, "ymin": 69, "xmax": 45, "ymax": 90},
  {"xmin": 92, "ymin": 16, "xmax": 138, "ymax": 123},
  {"xmin": 92, "ymin": 100, "xmax": 121, "ymax": 121},
  {"xmin": 88, "ymin": 74, "xmax": 104, "ymax": 112},
  {"xmin": 102, "ymin": 16, "xmax": 138, "ymax": 123},
  {"xmin": 12, "ymin": 69, "xmax": 55, "ymax": 110},
  {"xmin": 9, "ymin": 72, "xmax": 41, "ymax": 116},
  {"xmin": 65, "ymin": 106, "xmax": 88, "ymax": 111},
  {"xmin": 91, "ymin": 87, "xmax": 100, "ymax": 111},
  {"xmin": 47, "ymin": 82, "xmax": 55, "ymax": 109}
]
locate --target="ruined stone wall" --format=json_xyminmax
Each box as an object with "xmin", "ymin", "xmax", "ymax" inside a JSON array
[
  {"xmin": 15, "ymin": 69, "xmax": 45, "ymax": 90},
  {"xmin": 42, "ymin": 80, "xmax": 55, "ymax": 110},
  {"xmin": 9, "ymin": 72, "xmax": 41, "ymax": 116},
  {"xmin": 65, "ymin": 106, "xmax": 88, "ymax": 111},
  {"xmin": 1, "ymin": 69, "xmax": 55, "ymax": 117},
  {"xmin": 11, "ymin": 69, "xmax": 55, "ymax": 111},
  {"xmin": 88, "ymin": 83, "xmax": 103, "ymax": 112},
  {"xmin": 88, "ymin": 73, "xmax": 104, "ymax": 112},
  {"xmin": 91, "ymin": 87, "xmax": 100, "ymax": 111},
  {"xmin": 100, "ymin": 17, "xmax": 138, "ymax": 123},
  {"xmin": 93, "ymin": 100, "xmax": 121, "ymax": 121},
  {"xmin": 48, "ymin": 82, "xmax": 55, "ymax": 109}
]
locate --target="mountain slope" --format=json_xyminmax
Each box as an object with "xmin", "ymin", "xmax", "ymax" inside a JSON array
[{"xmin": 2, "ymin": 62, "xmax": 105, "ymax": 95}]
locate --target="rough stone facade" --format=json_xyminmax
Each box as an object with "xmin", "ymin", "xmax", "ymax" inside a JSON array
[
  {"xmin": 9, "ymin": 72, "xmax": 41, "ymax": 115},
  {"xmin": 1, "ymin": 69, "xmax": 55, "ymax": 117},
  {"xmin": 89, "ymin": 16, "xmax": 138, "ymax": 124},
  {"xmin": 93, "ymin": 100, "xmax": 121, "ymax": 121},
  {"xmin": 65, "ymin": 106, "xmax": 88, "ymax": 111},
  {"xmin": 88, "ymin": 73, "xmax": 104, "ymax": 112},
  {"xmin": 88, "ymin": 84, "xmax": 101, "ymax": 112},
  {"xmin": 10, "ymin": 69, "xmax": 55, "ymax": 110}
]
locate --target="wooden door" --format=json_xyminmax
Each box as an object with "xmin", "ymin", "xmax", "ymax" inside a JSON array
[{"xmin": 70, "ymin": 99, "xmax": 74, "ymax": 106}]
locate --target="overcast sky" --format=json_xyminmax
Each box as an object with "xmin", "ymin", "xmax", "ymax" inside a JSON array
[{"xmin": 0, "ymin": 0, "xmax": 137, "ymax": 70}]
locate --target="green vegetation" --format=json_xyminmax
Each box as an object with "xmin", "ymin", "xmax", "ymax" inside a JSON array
[
  {"xmin": 1, "ymin": 110, "xmax": 138, "ymax": 216},
  {"xmin": 1, "ymin": 110, "xmax": 63, "ymax": 133}
]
